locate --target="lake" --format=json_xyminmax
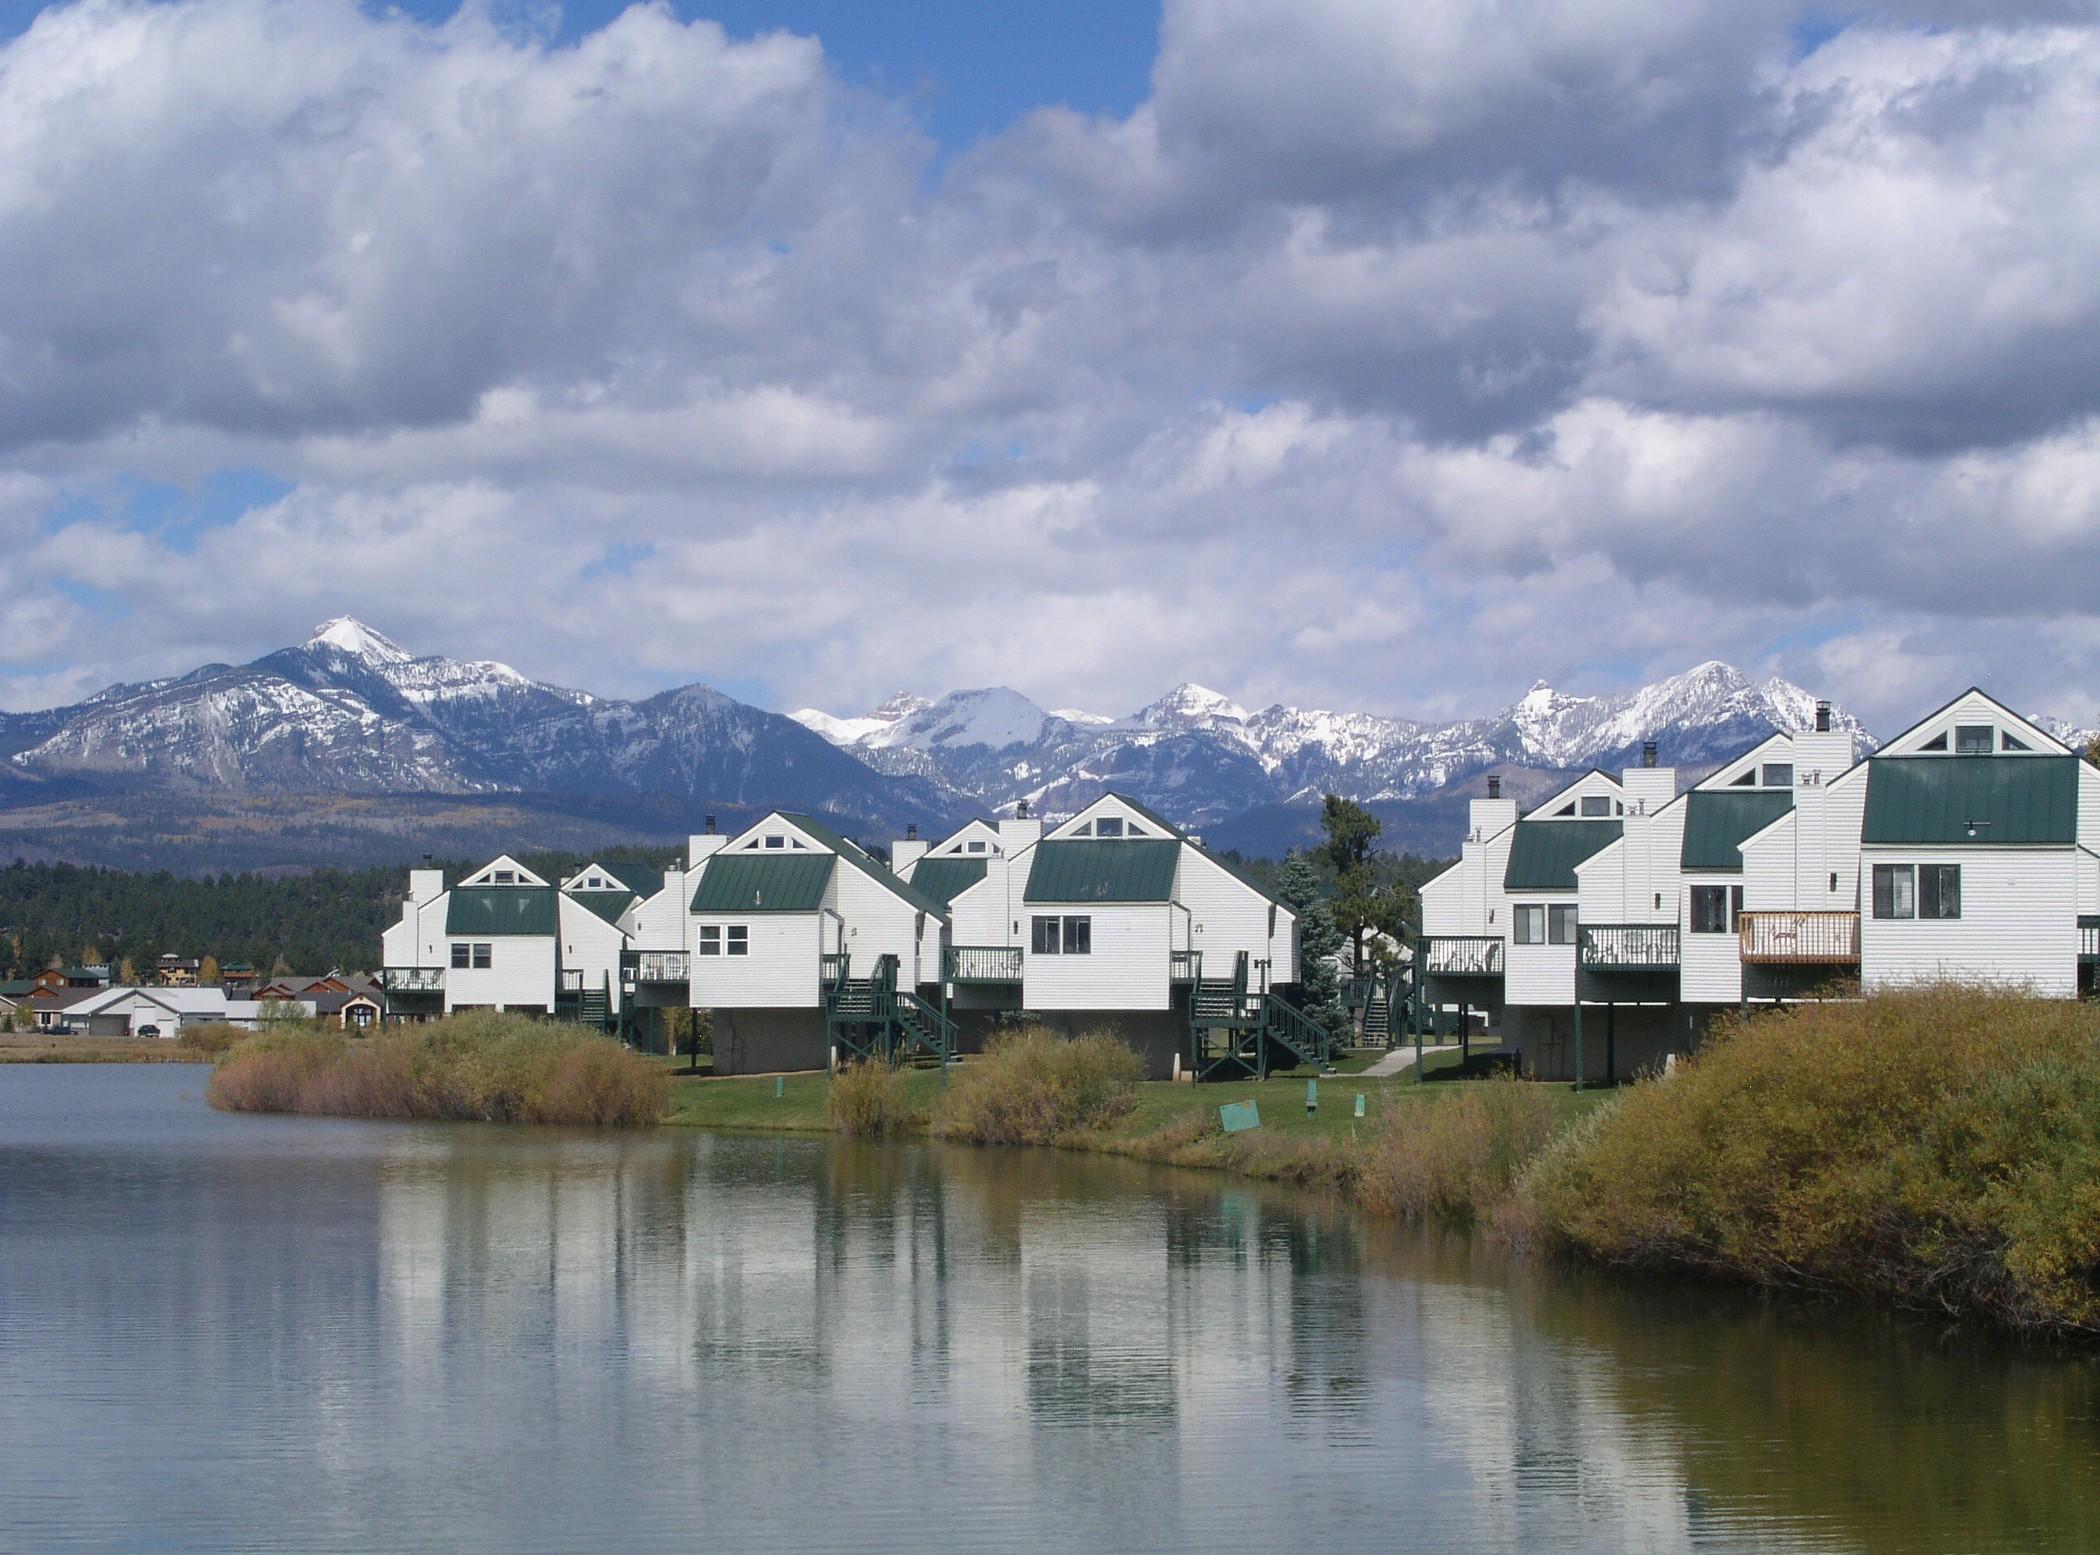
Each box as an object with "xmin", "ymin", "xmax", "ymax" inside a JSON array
[{"xmin": 2, "ymin": 1064, "xmax": 2098, "ymax": 1553}]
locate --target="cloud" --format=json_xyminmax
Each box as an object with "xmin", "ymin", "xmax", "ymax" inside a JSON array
[{"xmin": 0, "ymin": 0, "xmax": 2097, "ymax": 739}]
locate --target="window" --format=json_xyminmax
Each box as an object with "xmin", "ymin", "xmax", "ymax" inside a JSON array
[
  {"xmin": 1580, "ymin": 796, "xmax": 1612, "ymax": 817},
  {"xmin": 451, "ymin": 943, "xmax": 470, "ymax": 968},
  {"xmin": 1072, "ymin": 822, "xmax": 1092, "ymax": 836},
  {"xmin": 1956, "ymin": 725, "xmax": 1994, "ymax": 755},
  {"xmin": 1095, "ymin": 816, "xmax": 1124, "ymax": 838},
  {"xmin": 967, "ymin": 840, "xmax": 986, "ymax": 853},
  {"xmin": 1127, "ymin": 826, "xmax": 1147, "ymax": 837},
  {"xmin": 1762, "ymin": 763, "xmax": 1794, "ymax": 788},
  {"xmin": 1548, "ymin": 904, "xmax": 1578, "ymax": 945},
  {"xmin": 1690, "ymin": 885, "xmax": 1736, "ymax": 934},
  {"xmin": 727, "ymin": 926, "xmax": 749, "ymax": 956},
  {"xmin": 586, "ymin": 875, "xmax": 603, "ymax": 889},
  {"xmin": 764, "ymin": 835, "xmax": 785, "ymax": 849},
  {"xmin": 1920, "ymin": 732, "xmax": 1949, "ymax": 751},
  {"xmin": 1513, "ymin": 905, "xmax": 1546, "ymax": 945},
  {"xmin": 2002, "ymin": 732, "xmax": 2031, "ymax": 752},
  {"xmin": 494, "ymin": 870, "xmax": 515, "ymax": 885},
  {"xmin": 472, "ymin": 943, "xmax": 491, "ymax": 969},
  {"xmin": 1920, "ymin": 864, "xmax": 1961, "ymax": 920},
  {"xmin": 1872, "ymin": 864, "xmax": 1916, "ymax": 920},
  {"xmin": 1031, "ymin": 915, "xmax": 1092, "ymax": 954},
  {"xmin": 1554, "ymin": 804, "xmax": 1576, "ymax": 817},
  {"xmin": 1729, "ymin": 768, "xmax": 1756, "ymax": 786},
  {"xmin": 698, "ymin": 926, "xmax": 721, "ymax": 956}
]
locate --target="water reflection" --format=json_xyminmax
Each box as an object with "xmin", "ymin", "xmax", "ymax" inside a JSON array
[{"xmin": 2, "ymin": 1065, "xmax": 2098, "ymax": 1554}]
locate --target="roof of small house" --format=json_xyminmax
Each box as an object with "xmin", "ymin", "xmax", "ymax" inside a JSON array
[
  {"xmin": 1025, "ymin": 838, "xmax": 1182, "ymax": 903},
  {"xmin": 690, "ymin": 852, "xmax": 836, "ymax": 914},
  {"xmin": 908, "ymin": 856, "xmax": 989, "ymax": 907},
  {"xmin": 444, "ymin": 886, "xmax": 560, "ymax": 937},
  {"xmin": 1502, "ymin": 819, "xmax": 1624, "ymax": 892},
  {"xmin": 1862, "ymin": 754, "xmax": 2080, "ymax": 846},
  {"xmin": 0, "ymin": 979, "xmax": 35, "ymax": 998},
  {"xmin": 1681, "ymin": 791, "xmax": 1794, "ymax": 873},
  {"xmin": 565, "ymin": 891, "xmax": 638, "ymax": 926}
]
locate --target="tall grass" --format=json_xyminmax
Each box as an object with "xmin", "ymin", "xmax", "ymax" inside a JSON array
[
  {"xmin": 934, "ymin": 1027, "xmax": 1143, "ymax": 1145},
  {"xmin": 826, "ymin": 1060, "xmax": 918, "ymax": 1137},
  {"xmin": 1354, "ymin": 1076, "xmax": 1558, "ymax": 1224},
  {"xmin": 1516, "ymin": 987, "xmax": 2100, "ymax": 1333},
  {"xmin": 206, "ymin": 1010, "xmax": 668, "ymax": 1125}
]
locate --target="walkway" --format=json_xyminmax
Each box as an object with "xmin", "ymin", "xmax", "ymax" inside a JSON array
[{"xmin": 1360, "ymin": 1042, "xmax": 1461, "ymax": 1079}]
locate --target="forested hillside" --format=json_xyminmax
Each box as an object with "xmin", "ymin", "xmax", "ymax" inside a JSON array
[{"xmin": 0, "ymin": 850, "xmax": 677, "ymax": 978}]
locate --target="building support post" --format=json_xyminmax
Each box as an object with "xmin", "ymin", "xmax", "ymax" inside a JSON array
[
  {"xmin": 1573, "ymin": 1002, "xmax": 1584, "ymax": 1093},
  {"xmin": 1606, "ymin": 1001, "xmax": 1617, "ymax": 1088}
]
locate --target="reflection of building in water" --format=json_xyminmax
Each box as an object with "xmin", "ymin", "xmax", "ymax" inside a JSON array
[{"xmin": 1020, "ymin": 1199, "xmax": 1175, "ymax": 1426}]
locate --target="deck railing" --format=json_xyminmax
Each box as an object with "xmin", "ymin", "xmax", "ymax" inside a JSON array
[
  {"xmin": 1738, "ymin": 911, "xmax": 1862, "ymax": 965},
  {"xmin": 946, "ymin": 945, "xmax": 1023, "ymax": 983},
  {"xmin": 819, "ymin": 951, "xmax": 850, "ymax": 992},
  {"xmin": 1170, "ymin": 949, "xmax": 1203, "ymax": 983},
  {"xmin": 557, "ymin": 968, "xmax": 584, "ymax": 997},
  {"xmin": 635, "ymin": 951, "xmax": 690, "ymax": 983},
  {"xmin": 1579, "ymin": 923, "xmax": 1681, "ymax": 970},
  {"xmin": 1419, "ymin": 936, "xmax": 1504, "ymax": 976},
  {"xmin": 378, "ymin": 967, "xmax": 444, "ymax": 994},
  {"xmin": 2081, "ymin": 916, "xmax": 2099, "ymax": 964}
]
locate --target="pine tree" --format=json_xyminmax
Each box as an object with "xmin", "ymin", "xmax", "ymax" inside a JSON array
[{"xmin": 1278, "ymin": 857, "xmax": 1344, "ymax": 1038}]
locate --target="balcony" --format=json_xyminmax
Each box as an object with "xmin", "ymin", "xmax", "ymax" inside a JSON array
[
  {"xmin": 379, "ymin": 967, "xmax": 444, "ymax": 994},
  {"xmin": 1419, "ymin": 936, "xmax": 1504, "ymax": 977},
  {"xmin": 1579, "ymin": 924, "xmax": 1681, "ymax": 971},
  {"xmin": 946, "ymin": 945, "xmax": 1024, "ymax": 983},
  {"xmin": 634, "ymin": 951, "xmax": 689, "ymax": 983},
  {"xmin": 1738, "ymin": 911, "xmax": 1861, "ymax": 966},
  {"xmin": 1170, "ymin": 949, "xmax": 1203, "ymax": 983},
  {"xmin": 2081, "ymin": 916, "xmax": 2098, "ymax": 964}
]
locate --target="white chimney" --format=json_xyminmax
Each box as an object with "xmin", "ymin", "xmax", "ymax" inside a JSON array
[
  {"xmin": 409, "ymin": 868, "xmax": 444, "ymax": 905},
  {"xmin": 999, "ymin": 816, "xmax": 1042, "ymax": 851},
  {"xmin": 893, "ymin": 837, "xmax": 930, "ymax": 871}
]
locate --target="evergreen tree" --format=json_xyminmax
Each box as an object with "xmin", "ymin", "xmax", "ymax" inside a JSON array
[
  {"xmin": 1317, "ymin": 795, "xmax": 1414, "ymax": 978},
  {"xmin": 1278, "ymin": 857, "xmax": 1344, "ymax": 1037}
]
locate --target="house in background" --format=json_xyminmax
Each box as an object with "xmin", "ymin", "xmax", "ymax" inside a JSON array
[{"xmin": 219, "ymin": 962, "xmax": 258, "ymax": 993}]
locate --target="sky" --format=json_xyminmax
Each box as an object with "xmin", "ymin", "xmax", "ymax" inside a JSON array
[{"xmin": 2, "ymin": 0, "xmax": 2100, "ymax": 732}]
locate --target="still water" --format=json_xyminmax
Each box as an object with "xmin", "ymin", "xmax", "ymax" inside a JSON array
[{"xmin": 3, "ymin": 1065, "xmax": 2098, "ymax": 1553}]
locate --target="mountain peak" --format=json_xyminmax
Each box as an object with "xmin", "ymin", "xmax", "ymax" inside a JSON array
[
  {"xmin": 1140, "ymin": 683, "xmax": 1250, "ymax": 726},
  {"xmin": 309, "ymin": 617, "xmax": 410, "ymax": 664}
]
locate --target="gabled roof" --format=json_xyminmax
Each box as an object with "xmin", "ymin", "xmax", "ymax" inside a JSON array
[
  {"xmin": 908, "ymin": 856, "xmax": 989, "ymax": 907},
  {"xmin": 569, "ymin": 858, "xmax": 663, "ymax": 896},
  {"xmin": 1053, "ymin": 791, "xmax": 1288, "ymax": 910},
  {"xmin": 1025, "ymin": 838, "xmax": 1182, "ymax": 903},
  {"xmin": 1862, "ymin": 755, "xmax": 2080, "ymax": 846},
  {"xmin": 1503, "ymin": 820, "xmax": 1623, "ymax": 892},
  {"xmin": 1875, "ymin": 686, "xmax": 2070, "ymax": 758},
  {"xmin": 565, "ymin": 891, "xmax": 637, "ymax": 926},
  {"xmin": 459, "ymin": 854, "xmax": 550, "ymax": 888},
  {"xmin": 690, "ymin": 853, "xmax": 836, "ymax": 914},
  {"xmin": 1681, "ymin": 791, "xmax": 1794, "ymax": 873},
  {"xmin": 445, "ymin": 886, "xmax": 560, "ymax": 937},
  {"xmin": 779, "ymin": 813, "xmax": 948, "ymax": 917}
]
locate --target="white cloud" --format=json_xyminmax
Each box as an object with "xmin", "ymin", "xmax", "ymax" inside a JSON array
[{"xmin": 0, "ymin": 0, "xmax": 2097, "ymax": 739}]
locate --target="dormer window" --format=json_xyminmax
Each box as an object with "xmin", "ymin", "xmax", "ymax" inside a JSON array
[
  {"xmin": 2002, "ymin": 732, "xmax": 2031, "ymax": 752},
  {"xmin": 1127, "ymin": 826, "xmax": 1146, "ymax": 837},
  {"xmin": 1072, "ymin": 822, "xmax": 1093, "ymax": 836},
  {"xmin": 765, "ymin": 836, "xmax": 785, "ymax": 849},
  {"xmin": 1729, "ymin": 769, "xmax": 1755, "ymax": 786},
  {"xmin": 1921, "ymin": 732, "xmax": 1949, "ymax": 751},
  {"xmin": 1096, "ymin": 817, "xmax": 1124, "ymax": 838},
  {"xmin": 1762, "ymin": 763, "xmax": 1793, "ymax": 788},
  {"xmin": 1579, "ymin": 796, "xmax": 1611, "ymax": 818},
  {"xmin": 967, "ymin": 840, "xmax": 986, "ymax": 853},
  {"xmin": 494, "ymin": 870, "xmax": 515, "ymax": 885},
  {"xmin": 1555, "ymin": 804, "xmax": 1576, "ymax": 817},
  {"xmin": 1956, "ymin": 725, "xmax": 1994, "ymax": 755}
]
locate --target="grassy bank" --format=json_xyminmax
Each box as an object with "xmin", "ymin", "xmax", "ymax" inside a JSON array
[
  {"xmin": 669, "ymin": 995, "xmax": 2100, "ymax": 1336},
  {"xmin": 0, "ymin": 1033, "xmax": 212, "ymax": 1064},
  {"xmin": 207, "ymin": 1011, "xmax": 667, "ymax": 1125}
]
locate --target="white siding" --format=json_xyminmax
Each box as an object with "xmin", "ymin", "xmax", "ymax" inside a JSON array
[
  {"xmin": 1022, "ymin": 903, "xmax": 1171, "ymax": 1011},
  {"xmin": 828, "ymin": 864, "xmax": 926, "ymax": 984},
  {"xmin": 1504, "ymin": 941, "xmax": 1575, "ymax": 1006},
  {"xmin": 1679, "ymin": 876, "xmax": 1743, "ymax": 1004},
  {"xmin": 1172, "ymin": 850, "xmax": 1284, "ymax": 989},
  {"xmin": 2081, "ymin": 763, "xmax": 2100, "ymax": 854},
  {"xmin": 1420, "ymin": 864, "xmax": 1463, "ymax": 936},
  {"xmin": 558, "ymin": 896, "xmax": 629, "ymax": 1012},
  {"xmin": 689, "ymin": 914, "xmax": 823, "ymax": 1009},
  {"xmin": 628, "ymin": 872, "xmax": 688, "ymax": 952},
  {"xmin": 444, "ymin": 936, "xmax": 557, "ymax": 1012},
  {"xmin": 946, "ymin": 863, "xmax": 1015, "ymax": 949},
  {"xmin": 1739, "ymin": 813, "xmax": 1797, "ymax": 910},
  {"xmin": 2078, "ymin": 850, "xmax": 2099, "ymax": 916},
  {"xmin": 1861, "ymin": 850, "xmax": 2078, "ymax": 997}
]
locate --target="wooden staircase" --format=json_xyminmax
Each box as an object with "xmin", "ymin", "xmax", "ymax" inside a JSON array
[
  {"xmin": 825, "ymin": 953, "xmax": 954, "ymax": 1068},
  {"xmin": 1186, "ymin": 951, "xmax": 1334, "ymax": 1081}
]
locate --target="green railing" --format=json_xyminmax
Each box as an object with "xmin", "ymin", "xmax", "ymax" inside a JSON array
[
  {"xmin": 819, "ymin": 952, "xmax": 849, "ymax": 992},
  {"xmin": 1578, "ymin": 924, "xmax": 1680, "ymax": 971},
  {"xmin": 378, "ymin": 967, "xmax": 444, "ymax": 994},
  {"xmin": 946, "ymin": 945, "xmax": 1023, "ymax": 982},
  {"xmin": 1419, "ymin": 936, "xmax": 1503, "ymax": 976},
  {"xmin": 2082, "ymin": 916, "xmax": 2099, "ymax": 964},
  {"xmin": 1170, "ymin": 949, "xmax": 1203, "ymax": 983},
  {"xmin": 634, "ymin": 951, "xmax": 689, "ymax": 982}
]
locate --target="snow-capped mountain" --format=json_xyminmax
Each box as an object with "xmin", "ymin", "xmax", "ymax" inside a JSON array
[
  {"xmin": 0, "ymin": 619, "xmax": 955, "ymax": 838},
  {"xmin": 792, "ymin": 661, "xmax": 1879, "ymax": 833}
]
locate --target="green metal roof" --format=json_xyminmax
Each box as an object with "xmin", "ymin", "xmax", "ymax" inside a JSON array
[
  {"xmin": 596, "ymin": 859, "xmax": 665, "ymax": 897},
  {"xmin": 1502, "ymin": 820, "xmax": 1623, "ymax": 893},
  {"xmin": 1862, "ymin": 755, "xmax": 2080, "ymax": 846},
  {"xmin": 909, "ymin": 857, "xmax": 988, "ymax": 907},
  {"xmin": 1025, "ymin": 838, "xmax": 1181, "ymax": 903},
  {"xmin": 690, "ymin": 853, "xmax": 836, "ymax": 914},
  {"xmin": 565, "ymin": 890, "xmax": 636, "ymax": 926},
  {"xmin": 445, "ymin": 886, "xmax": 560, "ymax": 937},
  {"xmin": 778, "ymin": 813, "xmax": 949, "ymax": 917},
  {"xmin": 0, "ymin": 979, "xmax": 34, "ymax": 997},
  {"xmin": 1681, "ymin": 791, "xmax": 1793, "ymax": 873}
]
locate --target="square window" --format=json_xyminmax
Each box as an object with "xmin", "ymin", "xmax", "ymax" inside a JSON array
[
  {"xmin": 727, "ymin": 926, "xmax": 749, "ymax": 956},
  {"xmin": 764, "ymin": 835, "xmax": 785, "ymax": 849},
  {"xmin": 1690, "ymin": 886, "xmax": 1735, "ymax": 934},
  {"xmin": 1547, "ymin": 904, "xmax": 1578, "ymax": 944},
  {"xmin": 1062, "ymin": 915, "xmax": 1092, "ymax": 954},
  {"xmin": 1762, "ymin": 763, "xmax": 1794, "ymax": 788},
  {"xmin": 494, "ymin": 870, "xmax": 515, "ymax": 885},
  {"xmin": 1579, "ymin": 796, "xmax": 1612, "ymax": 817},
  {"xmin": 967, "ymin": 840, "xmax": 986, "ymax": 853},
  {"xmin": 472, "ymin": 943, "xmax": 492, "ymax": 969},
  {"xmin": 698, "ymin": 926, "xmax": 721, "ymax": 956},
  {"xmin": 1920, "ymin": 864, "xmax": 1961, "ymax": 920},
  {"xmin": 1512, "ymin": 905, "xmax": 1546, "ymax": 945},
  {"xmin": 1031, "ymin": 916, "xmax": 1061, "ymax": 955},
  {"xmin": 1872, "ymin": 864, "xmax": 1916, "ymax": 920},
  {"xmin": 1095, "ymin": 817, "xmax": 1124, "ymax": 838},
  {"xmin": 451, "ymin": 943, "xmax": 471, "ymax": 969},
  {"xmin": 1955, "ymin": 725, "xmax": 1994, "ymax": 755}
]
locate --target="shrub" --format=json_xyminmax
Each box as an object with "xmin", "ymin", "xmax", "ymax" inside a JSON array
[
  {"xmin": 826, "ymin": 1059, "xmax": 918, "ymax": 1137},
  {"xmin": 1355, "ymin": 1076, "xmax": 1557, "ymax": 1224},
  {"xmin": 177, "ymin": 1022, "xmax": 249, "ymax": 1056},
  {"xmin": 206, "ymin": 1012, "xmax": 669, "ymax": 1126},
  {"xmin": 934, "ymin": 1027, "xmax": 1143, "ymax": 1145},
  {"xmin": 1516, "ymin": 987, "xmax": 2100, "ymax": 1332}
]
